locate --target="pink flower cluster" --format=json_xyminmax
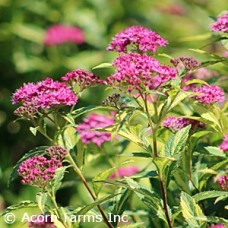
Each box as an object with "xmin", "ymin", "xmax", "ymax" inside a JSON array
[
  {"xmin": 171, "ymin": 56, "xmax": 200, "ymax": 70},
  {"xmin": 18, "ymin": 155, "xmax": 62, "ymax": 187},
  {"xmin": 45, "ymin": 146, "xmax": 67, "ymax": 161},
  {"xmin": 211, "ymin": 11, "xmax": 228, "ymax": 33},
  {"xmin": 77, "ymin": 113, "xmax": 114, "ymax": 146},
  {"xmin": 109, "ymin": 166, "xmax": 140, "ymax": 179},
  {"xmin": 208, "ymin": 225, "xmax": 225, "ymax": 228},
  {"xmin": 193, "ymin": 85, "xmax": 225, "ymax": 104},
  {"xmin": 28, "ymin": 215, "xmax": 54, "ymax": 228},
  {"xmin": 219, "ymin": 134, "xmax": 228, "ymax": 152},
  {"xmin": 106, "ymin": 53, "xmax": 177, "ymax": 91},
  {"xmin": 163, "ymin": 116, "xmax": 205, "ymax": 132},
  {"xmin": 44, "ymin": 24, "xmax": 85, "ymax": 46},
  {"xmin": 217, "ymin": 176, "xmax": 228, "ymax": 191},
  {"xmin": 61, "ymin": 69, "xmax": 99, "ymax": 91},
  {"xmin": 107, "ymin": 26, "xmax": 168, "ymax": 53},
  {"xmin": 12, "ymin": 78, "xmax": 77, "ymax": 110}
]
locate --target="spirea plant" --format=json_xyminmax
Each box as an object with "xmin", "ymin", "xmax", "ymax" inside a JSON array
[{"xmin": 1, "ymin": 12, "xmax": 228, "ymax": 228}]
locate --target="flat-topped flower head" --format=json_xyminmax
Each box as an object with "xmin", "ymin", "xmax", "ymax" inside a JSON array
[
  {"xmin": 193, "ymin": 85, "xmax": 225, "ymax": 104},
  {"xmin": 61, "ymin": 69, "xmax": 99, "ymax": 91},
  {"xmin": 45, "ymin": 146, "xmax": 67, "ymax": 161},
  {"xmin": 211, "ymin": 11, "xmax": 228, "ymax": 33},
  {"xmin": 18, "ymin": 155, "xmax": 62, "ymax": 188},
  {"xmin": 77, "ymin": 113, "xmax": 114, "ymax": 146},
  {"xmin": 106, "ymin": 53, "xmax": 177, "ymax": 92},
  {"xmin": 171, "ymin": 56, "xmax": 200, "ymax": 71},
  {"xmin": 44, "ymin": 24, "xmax": 85, "ymax": 46},
  {"xmin": 109, "ymin": 166, "xmax": 140, "ymax": 179},
  {"xmin": 12, "ymin": 78, "xmax": 77, "ymax": 112},
  {"xmin": 219, "ymin": 134, "xmax": 228, "ymax": 152},
  {"xmin": 163, "ymin": 116, "xmax": 205, "ymax": 132},
  {"xmin": 107, "ymin": 25, "xmax": 168, "ymax": 53}
]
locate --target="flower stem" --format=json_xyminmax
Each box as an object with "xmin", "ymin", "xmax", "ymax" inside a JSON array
[{"xmin": 66, "ymin": 153, "xmax": 114, "ymax": 228}]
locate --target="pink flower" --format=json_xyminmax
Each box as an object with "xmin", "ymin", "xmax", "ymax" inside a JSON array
[
  {"xmin": 28, "ymin": 214, "xmax": 55, "ymax": 228},
  {"xmin": 107, "ymin": 26, "xmax": 168, "ymax": 53},
  {"xmin": 217, "ymin": 176, "xmax": 228, "ymax": 191},
  {"xmin": 193, "ymin": 85, "xmax": 225, "ymax": 104},
  {"xmin": 163, "ymin": 116, "xmax": 205, "ymax": 132},
  {"xmin": 44, "ymin": 24, "xmax": 84, "ymax": 46},
  {"xmin": 61, "ymin": 69, "xmax": 100, "ymax": 91},
  {"xmin": 77, "ymin": 113, "xmax": 114, "ymax": 146},
  {"xmin": 211, "ymin": 11, "xmax": 228, "ymax": 33},
  {"xmin": 12, "ymin": 78, "xmax": 77, "ymax": 111},
  {"xmin": 219, "ymin": 134, "xmax": 228, "ymax": 152},
  {"xmin": 208, "ymin": 225, "xmax": 225, "ymax": 228},
  {"xmin": 171, "ymin": 56, "xmax": 200, "ymax": 70},
  {"xmin": 106, "ymin": 53, "xmax": 177, "ymax": 92},
  {"xmin": 18, "ymin": 155, "xmax": 62, "ymax": 188},
  {"xmin": 109, "ymin": 166, "xmax": 140, "ymax": 179},
  {"xmin": 45, "ymin": 146, "xmax": 67, "ymax": 161}
]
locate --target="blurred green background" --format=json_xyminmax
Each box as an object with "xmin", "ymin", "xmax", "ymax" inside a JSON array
[{"xmin": 0, "ymin": 0, "xmax": 227, "ymax": 227}]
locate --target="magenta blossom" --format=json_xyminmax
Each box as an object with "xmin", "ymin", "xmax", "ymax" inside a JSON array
[
  {"xmin": 219, "ymin": 134, "xmax": 228, "ymax": 152},
  {"xmin": 106, "ymin": 53, "xmax": 177, "ymax": 92},
  {"xmin": 61, "ymin": 69, "xmax": 100, "ymax": 91},
  {"xmin": 109, "ymin": 166, "xmax": 140, "ymax": 179},
  {"xmin": 28, "ymin": 214, "xmax": 55, "ymax": 228},
  {"xmin": 163, "ymin": 116, "xmax": 205, "ymax": 132},
  {"xmin": 211, "ymin": 11, "xmax": 228, "ymax": 33},
  {"xmin": 45, "ymin": 146, "xmax": 67, "ymax": 161},
  {"xmin": 77, "ymin": 113, "xmax": 114, "ymax": 146},
  {"xmin": 44, "ymin": 24, "xmax": 84, "ymax": 46},
  {"xmin": 107, "ymin": 25, "xmax": 168, "ymax": 53},
  {"xmin": 208, "ymin": 225, "xmax": 225, "ymax": 228},
  {"xmin": 193, "ymin": 85, "xmax": 225, "ymax": 104},
  {"xmin": 18, "ymin": 155, "xmax": 62, "ymax": 188},
  {"xmin": 12, "ymin": 78, "xmax": 77, "ymax": 111},
  {"xmin": 217, "ymin": 176, "xmax": 228, "ymax": 191}
]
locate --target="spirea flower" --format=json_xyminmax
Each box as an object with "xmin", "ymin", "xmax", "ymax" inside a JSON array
[
  {"xmin": 77, "ymin": 113, "xmax": 114, "ymax": 146},
  {"xmin": 61, "ymin": 69, "xmax": 99, "ymax": 91},
  {"xmin": 217, "ymin": 176, "xmax": 228, "ymax": 191},
  {"xmin": 211, "ymin": 11, "xmax": 228, "ymax": 33},
  {"xmin": 12, "ymin": 78, "xmax": 77, "ymax": 111},
  {"xmin": 171, "ymin": 56, "xmax": 200, "ymax": 71},
  {"xmin": 219, "ymin": 134, "xmax": 228, "ymax": 152},
  {"xmin": 208, "ymin": 225, "xmax": 225, "ymax": 228},
  {"xmin": 106, "ymin": 53, "xmax": 177, "ymax": 91},
  {"xmin": 18, "ymin": 155, "xmax": 62, "ymax": 188},
  {"xmin": 14, "ymin": 101, "xmax": 38, "ymax": 120},
  {"xmin": 44, "ymin": 24, "xmax": 85, "ymax": 46},
  {"xmin": 193, "ymin": 85, "xmax": 225, "ymax": 104},
  {"xmin": 109, "ymin": 166, "xmax": 140, "ymax": 179},
  {"xmin": 163, "ymin": 116, "xmax": 205, "ymax": 132},
  {"xmin": 28, "ymin": 215, "xmax": 55, "ymax": 228},
  {"xmin": 107, "ymin": 26, "xmax": 168, "ymax": 53},
  {"xmin": 45, "ymin": 146, "xmax": 67, "ymax": 161}
]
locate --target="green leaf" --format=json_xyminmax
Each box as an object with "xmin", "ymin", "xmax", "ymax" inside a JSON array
[
  {"xmin": 71, "ymin": 105, "xmax": 114, "ymax": 119},
  {"xmin": 74, "ymin": 140, "xmax": 85, "ymax": 170},
  {"xmin": 118, "ymin": 223, "xmax": 145, "ymax": 228},
  {"xmin": 118, "ymin": 96, "xmax": 140, "ymax": 109},
  {"xmin": 9, "ymin": 146, "xmax": 47, "ymax": 185},
  {"xmin": 221, "ymin": 37, "xmax": 228, "ymax": 50},
  {"xmin": 77, "ymin": 194, "xmax": 119, "ymax": 215},
  {"xmin": 51, "ymin": 167, "xmax": 67, "ymax": 193},
  {"xmin": 197, "ymin": 216, "xmax": 228, "ymax": 225},
  {"xmin": 29, "ymin": 126, "xmax": 39, "ymax": 136},
  {"xmin": 164, "ymin": 125, "xmax": 191, "ymax": 157},
  {"xmin": 185, "ymin": 79, "xmax": 209, "ymax": 86},
  {"xmin": 205, "ymin": 146, "xmax": 226, "ymax": 157},
  {"xmin": 120, "ymin": 152, "xmax": 151, "ymax": 158},
  {"xmin": 0, "ymin": 201, "xmax": 37, "ymax": 216},
  {"xmin": 180, "ymin": 192, "xmax": 206, "ymax": 227},
  {"xmin": 193, "ymin": 191, "xmax": 228, "ymax": 203},
  {"xmin": 36, "ymin": 191, "xmax": 48, "ymax": 213},
  {"xmin": 93, "ymin": 167, "xmax": 116, "ymax": 196},
  {"xmin": 92, "ymin": 62, "xmax": 112, "ymax": 70},
  {"xmin": 173, "ymin": 168, "xmax": 191, "ymax": 194}
]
